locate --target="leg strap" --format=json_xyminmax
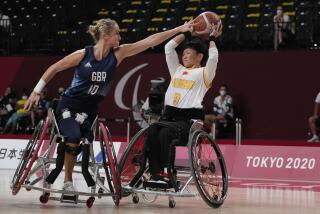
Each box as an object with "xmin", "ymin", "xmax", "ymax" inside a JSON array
[
  {"xmin": 81, "ymin": 143, "xmax": 95, "ymax": 187},
  {"xmin": 45, "ymin": 143, "xmax": 65, "ymax": 184}
]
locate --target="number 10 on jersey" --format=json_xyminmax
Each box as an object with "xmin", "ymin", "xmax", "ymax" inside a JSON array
[{"xmin": 88, "ymin": 84, "xmax": 99, "ymax": 95}]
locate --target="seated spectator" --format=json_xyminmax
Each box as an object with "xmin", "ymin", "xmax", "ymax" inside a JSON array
[
  {"xmin": 47, "ymin": 87, "xmax": 65, "ymax": 123},
  {"xmin": 205, "ymin": 85, "xmax": 234, "ymax": 138},
  {"xmin": 1, "ymin": 90, "xmax": 30, "ymax": 134},
  {"xmin": 273, "ymin": 6, "xmax": 293, "ymax": 50},
  {"xmin": 30, "ymin": 90, "xmax": 50, "ymax": 130},
  {"xmin": 0, "ymin": 87, "xmax": 17, "ymax": 131},
  {"xmin": 307, "ymin": 92, "xmax": 320, "ymax": 142}
]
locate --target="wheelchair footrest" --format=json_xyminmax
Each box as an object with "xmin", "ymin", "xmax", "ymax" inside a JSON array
[
  {"xmin": 143, "ymin": 180, "xmax": 171, "ymax": 189},
  {"xmin": 143, "ymin": 180, "xmax": 180, "ymax": 190},
  {"xmin": 60, "ymin": 194, "xmax": 78, "ymax": 203}
]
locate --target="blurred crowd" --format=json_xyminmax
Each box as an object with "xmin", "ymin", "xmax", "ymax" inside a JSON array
[{"xmin": 0, "ymin": 87, "xmax": 64, "ymax": 134}]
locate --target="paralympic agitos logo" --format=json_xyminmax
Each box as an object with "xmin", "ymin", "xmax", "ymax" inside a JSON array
[{"xmin": 114, "ymin": 63, "xmax": 149, "ymax": 128}]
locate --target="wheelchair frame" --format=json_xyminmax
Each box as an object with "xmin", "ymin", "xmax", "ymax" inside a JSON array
[
  {"xmin": 119, "ymin": 120, "xmax": 228, "ymax": 208},
  {"xmin": 10, "ymin": 110, "xmax": 121, "ymax": 207}
]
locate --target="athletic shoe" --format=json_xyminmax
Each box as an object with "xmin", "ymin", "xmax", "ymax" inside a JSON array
[
  {"xmin": 62, "ymin": 181, "xmax": 76, "ymax": 192},
  {"xmin": 307, "ymin": 135, "xmax": 319, "ymax": 142},
  {"xmin": 149, "ymin": 174, "xmax": 169, "ymax": 184}
]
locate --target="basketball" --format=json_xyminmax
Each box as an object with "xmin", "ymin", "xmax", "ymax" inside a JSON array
[{"xmin": 193, "ymin": 11, "xmax": 221, "ymax": 39}]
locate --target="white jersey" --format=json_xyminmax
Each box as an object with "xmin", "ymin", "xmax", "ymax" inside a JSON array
[
  {"xmin": 165, "ymin": 65, "xmax": 210, "ymax": 108},
  {"xmin": 164, "ymin": 39, "xmax": 219, "ymax": 109}
]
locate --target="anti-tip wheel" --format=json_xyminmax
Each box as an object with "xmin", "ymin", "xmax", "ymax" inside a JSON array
[
  {"xmin": 39, "ymin": 193, "xmax": 49, "ymax": 204},
  {"xmin": 169, "ymin": 199, "xmax": 176, "ymax": 208},
  {"xmin": 132, "ymin": 194, "xmax": 139, "ymax": 204},
  {"xmin": 86, "ymin": 196, "xmax": 95, "ymax": 208}
]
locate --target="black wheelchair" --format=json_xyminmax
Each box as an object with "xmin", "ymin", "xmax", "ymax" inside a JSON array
[
  {"xmin": 10, "ymin": 110, "xmax": 121, "ymax": 207},
  {"xmin": 119, "ymin": 120, "xmax": 228, "ymax": 208}
]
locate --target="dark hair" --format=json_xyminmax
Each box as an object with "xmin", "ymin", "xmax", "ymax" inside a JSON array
[
  {"xmin": 220, "ymin": 84, "xmax": 228, "ymax": 91},
  {"xmin": 183, "ymin": 37, "xmax": 208, "ymax": 65}
]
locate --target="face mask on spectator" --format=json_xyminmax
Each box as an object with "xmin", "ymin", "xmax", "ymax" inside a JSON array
[
  {"xmin": 277, "ymin": 9, "xmax": 283, "ymax": 16},
  {"xmin": 220, "ymin": 90, "xmax": 226, "ymax": 96}
]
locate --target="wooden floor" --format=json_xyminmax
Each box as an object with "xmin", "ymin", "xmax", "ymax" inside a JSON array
[{"xmin": 1, "ymin": 169, "xmax": 320, "ymax": 214}]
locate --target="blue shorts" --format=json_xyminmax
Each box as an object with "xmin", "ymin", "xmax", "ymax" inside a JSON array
[{"xmin": 56, "ymin": 96, "xmax": 98, "ymax": 144}]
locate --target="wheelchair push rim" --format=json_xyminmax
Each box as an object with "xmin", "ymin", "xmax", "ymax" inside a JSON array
[
  {"xmin": 189, "ymin": 130, "xmax": 228, "ymax": 208},
  {"xmin": 11, "ymin": 119, "xmax": 50, "ymax": 195}
]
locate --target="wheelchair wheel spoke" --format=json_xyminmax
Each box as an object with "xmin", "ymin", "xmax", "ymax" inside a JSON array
[{"xmin": 190, "ymin": 130, "xmax": 228, "ymax": 208}]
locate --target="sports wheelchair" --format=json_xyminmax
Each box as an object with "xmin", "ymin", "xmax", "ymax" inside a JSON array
[
  {"xmin": 119, "ymin": 120, "xmax": 228, "ymax": 208},
  {"xmin": 10, "ymin": 111, "xmax": 121, "ymax": 207}
]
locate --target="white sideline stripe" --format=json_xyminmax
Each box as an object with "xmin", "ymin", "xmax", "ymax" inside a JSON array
[
  {"xmin": 229, "ymin": 176, "xmax": 320, "ymax": 184},
  {"xmin": 0, "ymin": 139, "xmax": 123, "ymax": 169}
]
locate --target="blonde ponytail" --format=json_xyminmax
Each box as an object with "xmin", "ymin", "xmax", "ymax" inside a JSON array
[{"xmin": 87, "ymin": 18, "xmax": 117, "ymax": 43}]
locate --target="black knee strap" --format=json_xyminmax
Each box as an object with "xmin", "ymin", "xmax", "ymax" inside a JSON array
[
  {"xmin": 45, "ymin": 143, "xmax": 65, "ymax": 184},
  {"xmin": 81, "ymin": 144, "xmax": 95, "ymax": 187},
  {"xmin": 65, "ymin": 144, "xmax": 82, "ymax": 156}
]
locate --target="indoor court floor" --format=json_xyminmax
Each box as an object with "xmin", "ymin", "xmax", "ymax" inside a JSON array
[{"xmin": 1, "ymin": 169, "xmax": 319, "ymax": 214}]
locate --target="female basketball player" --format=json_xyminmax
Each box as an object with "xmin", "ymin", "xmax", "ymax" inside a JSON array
[
  {"xmin": 147, "ymin": 21, "xmax": 222, "ymax": 183},
  {"xmin": 24, "ymin": 19, "xmax": 193, "ymax": 191}
]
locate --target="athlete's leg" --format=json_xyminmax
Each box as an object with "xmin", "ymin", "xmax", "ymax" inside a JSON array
[
  {"xmin": 146, "ymin": 125, "xmax": 162, "ymax": 176},
  {"xmin": 159, "ymin": 121, "xmax": 190, "ymax": 169},
  {"xmin": 59, "ymin": 118, "xmax": 81, "ymax": 183},
  {"xmin": 308, "ymin": 116, "xmax": 319, "ymax": 142}
]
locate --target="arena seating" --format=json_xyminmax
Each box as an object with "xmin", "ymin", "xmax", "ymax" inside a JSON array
[{"xmin": 0, "ymin": 0, "xmax": 319, "ymax": 54}]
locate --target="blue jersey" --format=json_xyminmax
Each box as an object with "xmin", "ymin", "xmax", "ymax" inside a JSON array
[{"xmin": 64, "ymin": 46, "xmax": 117, "ymax": 103}]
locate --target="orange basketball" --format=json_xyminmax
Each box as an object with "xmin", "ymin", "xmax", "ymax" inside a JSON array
[{"xmin": 193, "ymin": 11, "xmax": 221, "ymax": 39}]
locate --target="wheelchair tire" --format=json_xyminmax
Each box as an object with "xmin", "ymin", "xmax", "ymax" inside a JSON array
[
  {"xmin": 118, "ymin": 127, "xmax": 149, "ymax": 197},
  {"xmin": 99, "ymin": 122, "xmax": 121, "ymax": 206},
  {"xmin": 11, "ymin": 119, "xmax": 50, "ymax": 195},
  {"xmin": 189, "ymin": 130, "xmax": 228, "ymax": 208}
]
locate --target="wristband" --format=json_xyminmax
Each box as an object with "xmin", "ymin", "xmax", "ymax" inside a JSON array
[
  {"xmin": 33, "ymin": 79, "xmax": 46, "ymax": 94},
  {"xmin": 182, "ymin": 31, "xmax": 192, "ymax": 40}
]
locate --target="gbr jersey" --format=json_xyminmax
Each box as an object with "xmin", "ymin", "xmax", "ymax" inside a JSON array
[
  {"xmin": 64, "ymin": 46, "xmax": 117, "ymax": 101},
  {"xmin": 165, "ymin": 65, "xmax": 211, "ymax": 108}
]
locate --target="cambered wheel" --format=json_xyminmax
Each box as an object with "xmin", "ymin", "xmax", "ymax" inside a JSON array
[
  {"xmin": 99, "ymin": 123, "xmax": 121, "ymax": 206},
  {"xmin": 118, "ymin": 128, "xmax": 149, "ymax": 197},
  {"xmin": 11, "ymin": 119, "xmax": 49, "ymax": 195},
  {"xmin": 189, "ymin": 130, "xmax": 228, "ymax": 208}
]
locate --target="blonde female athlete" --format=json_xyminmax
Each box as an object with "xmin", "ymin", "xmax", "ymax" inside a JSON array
[{"xmin": 24, "ymin": 19, "xmax": 194, "ymax": 191}]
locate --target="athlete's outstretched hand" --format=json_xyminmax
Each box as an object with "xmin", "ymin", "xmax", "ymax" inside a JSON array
[
  {"xmin": 24, "ymin": 91, "xmax": 40, "ymax": 111},
  {"xmin": 178, "ymin": 20, "xmax": 194, "ymax": 33}
]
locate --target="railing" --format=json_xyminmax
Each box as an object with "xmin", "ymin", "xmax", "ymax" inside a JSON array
[
  {"xmin": 210, "ymin": 118, "xmax": 242, "ymax": 145},
  {"xmin": 235, "ymin": 118, "xmax": 242, "ymax": 146}
]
